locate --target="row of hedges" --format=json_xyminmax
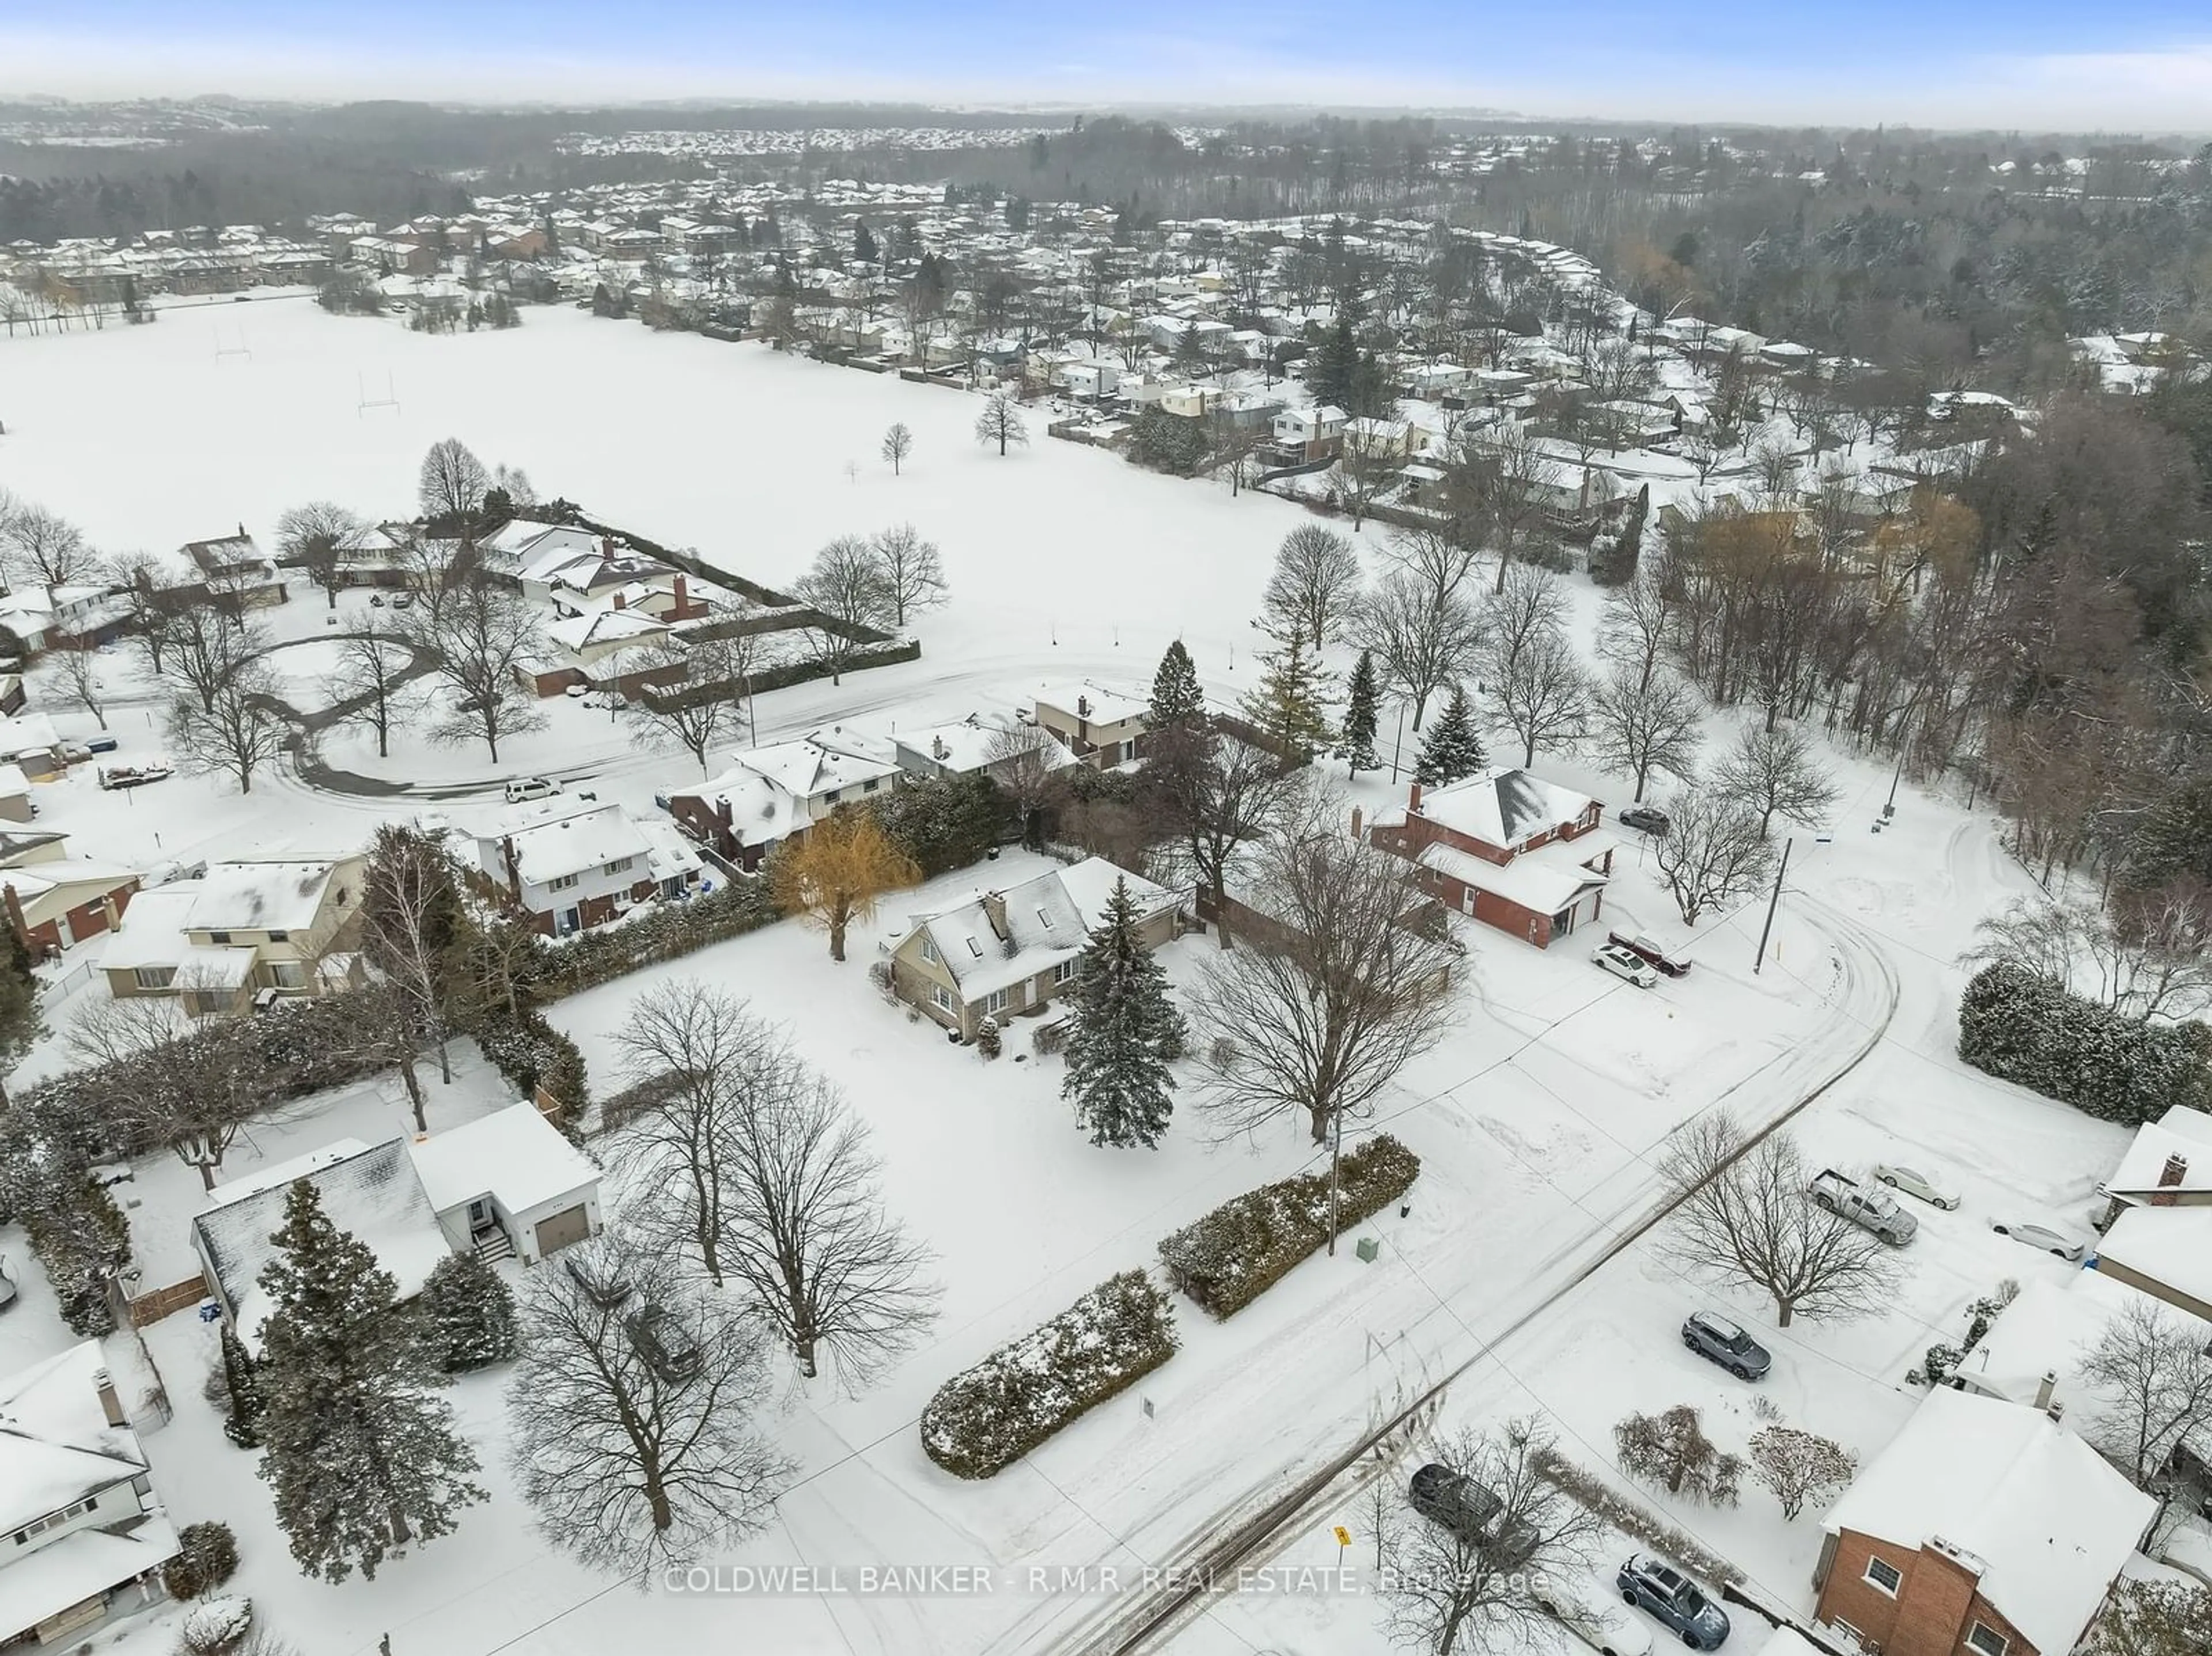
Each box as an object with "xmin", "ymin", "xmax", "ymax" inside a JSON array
[
  {"xmin": 1956, "ymin": 962, "xmax": 2212, "ymax": 1126},
  {"xmin": 1158, "ymin": 1135, "xmax": 1422, "ymax": 1318},
  {"xmin": 524, "ymin": 877, "xmax": 781, "ymax": 1000},
  {"xmin": 920, "ymin": 1271, "xmax": 1178, "ymax": 1479},
  {"xmin": 637, "ymin": 639, "xmax": 921, "ymax": 713}
]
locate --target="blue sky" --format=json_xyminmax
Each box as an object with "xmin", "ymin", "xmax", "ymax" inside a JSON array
[{"xmin": 3, "ymin": 2, "xmax": 2209, "ymax": 131}]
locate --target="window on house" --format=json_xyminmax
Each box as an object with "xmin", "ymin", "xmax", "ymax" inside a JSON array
[
  {"xmin": 603, "ymin": 858, "xmax": 634, "ymax": 876},
  {"xmin": 1053, "ymin": 960, "xmax": 1077, "ymax": 986},
  {"xmin": 548, "ymin": 873, "xmax": 579, "ymax": 892},
  {"xmin": 267, "ymin": 961, "xmax": 307, "ymax": 990},
  {"xmin": 134, "ymin": 965, "xmax": 177, "ymax": 991},
  {"xmin": 206, "ymin": 930, "xmax": 232, "ymax": 944},
  {"xmin": 267, "ymin": 930, "xmax": 290, "ymax": 943},
  {"xmin": 824, "ymin": 789, "xmax": 842, "ymax": 805},
  {"xmin": 983, "ymin": 989, "xmax": 1007, "ymax": 1014},
  {"xmin": 863, "ymin": 778, "xmax": 880, "ymax": 792},
  {"xmin": 921, "ymin": 938, "xmax": 939, "ymax": 965},
  {"xmin": 965, "ymin": 937, "xmax": 983, "ymax": 958},
  {"xmin": 1862, "ymin": 1557, "xmax": 1902, "ymax": 1597},
  {"xmin": 931, "ymin": 984, "xmax": 953, "ymax": 1012},
  {"xmin": 1966, "ymin": 1625, "xmax": 2008, "ymax": 1656}
]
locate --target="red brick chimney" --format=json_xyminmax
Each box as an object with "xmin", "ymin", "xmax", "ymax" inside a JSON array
[
  {"xmin": 2152, "ymin": 1153, "xmax": 2190, "ymax": 1207},
  {"xmin": 612, "ymin": 589, "xmax": 625, "ymax": 610},
  {"xmin": 599, "ymin": 537, "xmax": 615, "ymax": 563},
  {"xmin": 1408, "ymin": 781, "xmax": 1424, "ymax": 814},
  {"xmin": 1350, "ymin": 805, "xmax": 1364, "ymax": 840},
  {"xmin": 672, "ymin": 572, "xmax": 690, "ymax": 615}
]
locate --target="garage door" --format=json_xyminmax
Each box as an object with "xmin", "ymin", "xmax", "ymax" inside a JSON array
[{"xmin": 534, "ymin": 1205, "xmax": 592, "ymax": 1258}]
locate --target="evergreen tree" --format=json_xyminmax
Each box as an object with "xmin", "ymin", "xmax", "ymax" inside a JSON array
[
  {"xmin": 1308, "ymin": 317, "xmax": 1361, "ymax": 414},
  {"xmin": 853, "ymin": 220, "xmax": 878, "ymax": 264},
  {"xmin": 1415, "ymin": 684, "xmax": 1486, "ymax": 788},
  {"xmin": 1149, "ymin": 640, "xmax": 1205, "ymax": 732},
  {"xmin": 255, "ymin": 1182, "xmax": 484, "ymax": 1582},
  {"xmin": 0, "ymin": 918, "xmax": 43, "ymax": 1105},
  {"xmin": 1343, "ymin": 650, "xmax": 1382, "ymax": 773},
  {"xmin": 1238, "ymin": 628, "xmax": 1335, "ymax": 753},
  {"xmin": 219, "ymin": 1323, "xmax": 266, "ymax": 1449},
  {"xmin": 419, "ymin": 1252, "xmax": 518, "ymax": 1373},
  {"xmin": 1062, "ymin": 879, "xmax": 1185, "ymax": 1149}
]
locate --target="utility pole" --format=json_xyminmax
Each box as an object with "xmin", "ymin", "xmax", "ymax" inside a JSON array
[{"xmin": 1754, "ymin": 838, "xmax": 1793, "ymax": 975}]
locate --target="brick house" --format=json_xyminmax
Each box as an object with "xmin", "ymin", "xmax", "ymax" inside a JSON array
[
  {"xmin": 1364, "ymin": 770, "xmax": 1615, "ymax": 948},
  {"xmin": 666, "ymin": 730, "xmax": 902, "ymax": 871},
  {"xmin": 2094, "ymin": 1104, "xmax": 2212, "ymax": 1218},
  {"xmin": 469, "ymin": 798, "xmax": 704, "ymax": 935},
  {"xmin": 1, "ymin": 858, "xmax": 139, "ymax": 958},
  {"xmin": 884, "ymin": 857, "xmax": 1177, "ymax": 1041},
  {"xmin": 1812, "ymin": 1388, "xmax": 2153, "ymax": 1656}
]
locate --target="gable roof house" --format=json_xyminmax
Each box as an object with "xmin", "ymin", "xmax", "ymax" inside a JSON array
[
  {"xmin": 471, "ymin": 797, "xmax": 704, "ymax": 935},
  {"xmin": 891, "ymin": 714, "xmax": 1077, "ymax": 787},
  {"xmin": 883, "ymin": 857, "xmax": 1179, "ymax": 1041},
  {"xmin": 508, "ymin": 529, "xmax": 707, "ymax": 626},
  {"xmin": 666, "ymin": 729, "xmax": 903, "ymax": 871},
  {"xmin": 1365, "ymin": 770, "xmax": 1615, "ymax": 949},
  {"xmin": 1812, "ymin": 1387, "xmax": 2154, "ymax": 1656},
  {"xmin": 0, "ymin": 1343, "xmax": 180, "ymax": 1649},
  {"xmin": 100, "ymin": 854, "xmax": 365, "ymax": 1013},
  {"xmin": 1, "ymin": 857, "xmax": 139, "ymax": 960},
  {"xmin": 1032, "ymin": 683, "xmax": 1149, "ymax": 769},
  {"xmin": 2096, "ymin": 1104, "xmax": 2212, "ymax": 1215},
  {"xmin": 179, "ymin": 530, "xmax": 287, "ymax": 612},
  {"xmin": 407, "ymin": 1102, "xmax": 603, "ymax": 1264}
]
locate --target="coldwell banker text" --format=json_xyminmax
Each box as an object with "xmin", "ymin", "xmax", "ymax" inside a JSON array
[{"xmin": 661, "ymin": 1564, "xmax": 1369, "ymax": 1598}]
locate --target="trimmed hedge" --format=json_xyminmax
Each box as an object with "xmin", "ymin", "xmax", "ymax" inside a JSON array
[
  {"xmin": 921, "ymin": 1271, "xmax": 1178, "ymax": 1479},
  {"xmin": 1956, "ymin": 962, "xmax": 2212, "ymax": 1126},
  {"xmin": 527, "ymin": 877, "xmax": 781, "ymax": 999},
  {"xmin": 1158, "ymin": 1134, "xmax": 1422, "ymax": 1318}
]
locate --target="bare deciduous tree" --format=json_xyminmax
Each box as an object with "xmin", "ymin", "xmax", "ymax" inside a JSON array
[
  {"xmin": 868, "ymin": 523, "xmax": 947, "ymax": 627},
  {"xmin": 417, "ymin": 438, "xmax": 491, "ymax": 526},
  {"xmin": 69, "ymin": 991, "xmax": 263, "ymax": 1191},
  {"xmin": 1657, "ymin": 1112, "xmax": 1902, "ymax": 1327},
  {"xmin": 56, "ymin": 641, "xmax": 108, "ymax": 732},
  {"xmin": 2078, "ymin": 1295, "xmax": 2212, "ymax": 1498},
  {"xmin": 415, "ymin": 578, "xmax": 546, "ymax": 761},
  {"xmin": 1966, "ymin": 891, "xmax": 2212, "ymax": 1021},
  {"xmin": 793, "ymin": 535, "xmax": 894, "ymax": 686},
  {"xmin": 623, "ymin": 634, "xmax": 753, "ymax": 774},
  {"xmin": 0, "ymin": 501, "xmax": 96, "ymax": 591},
  {"xmin": 1355, "ymin": 570, "xmax": 1485, "ymax": 730},
  {"xmin": 1598, "ymin": 559, "xmax": 1676, "ymax": 694},
  {"xmin": 157, "ymin": 604, "xmax": 266, "ymax": 714},
  {"xmin": 1482, "ymin": 561, "xmax": 1569, "ymax": 679},
  {"xmin": 880, "ymin": 422, "xmax": 914, "ymax": 475},
  {"xmin": 167, "ymin": 664, "xmax": 286, "ymax": 794},
  {"xmin": 1262, "ymin": 525, "xmax": 1363, "ymax": 651},
  {"xmin": 1747, "ymin": 1426, "xmax": 1855, "ymax": 1521},
  {"xmin": 1149, "ymin": 732, "xmax": 1300, "ymax": 945},
  {"xmin": 1615, "ymin": 1404, "xmax": 1741, "ymax": 1503},
  {"xmin": 973, "ymin": 390, "xmax": 1029, "ymax": 456},
  {"xmin": 508, "ymin": 1228, "xmax": 791, "ymax": 1574},
  {"xmin": 359, "ymin": 824, "xmax": 461, "ymax": 1125},
  {"xmin": 1590, "ymin": 665, "xmax": 1704, "ymax": 799},
  {"xmin": 1377, "ymin": 1420, "xmax": 1600, "ymax": 1656},
  {"xmin": 1653, "ymin": 786, "xmax": 1777, "ymax": 924},
  {"xmin": 275, "ymin": 501, "xmax": 366, "ymax": 610},
  {"xmin": 1380, "ymin": 520, "xmax": 1481, "ymax": 614},
  {"xmin": 333, "ymin": 630, "xmax": 411, "ymax": 759},
  {"xmin": 1711, "ymin": 722, "xmax": 1840, "ymax": 838},
  {"xmin": 2092, "ymin": 1578, "xmax": 2212, "ymax": 1656},
  {"xmin": 1188, "ymin": 809, "xmax": 1459, "ymax": 1146},
  {"xmin": 1491, "ymin": 627, "xmax": 1590, "ymax": 769}
]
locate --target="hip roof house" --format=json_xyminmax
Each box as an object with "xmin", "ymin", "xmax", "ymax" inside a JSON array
[{"xmin": 1365, "ymin": 770, "xmax": 1615, "ymax": 949}]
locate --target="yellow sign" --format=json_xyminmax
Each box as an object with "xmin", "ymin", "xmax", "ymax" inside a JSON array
[{"xmin": 1332, "ymin": 1526, "xmax": 1352, "ymax": 1548}]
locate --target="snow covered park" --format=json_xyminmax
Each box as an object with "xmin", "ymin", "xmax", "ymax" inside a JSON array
[{"xmin": 0, "ymin": 301, "xmax": 2158, "ymax": 1656}]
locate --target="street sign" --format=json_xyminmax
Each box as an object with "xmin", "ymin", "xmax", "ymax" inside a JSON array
[{"xmin": 1332, "ymin": 1526, "xmax": 1352, "ymax": 1548}]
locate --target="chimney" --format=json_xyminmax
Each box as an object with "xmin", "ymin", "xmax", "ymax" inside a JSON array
[
  {"xmin": 93, "ymin": 1367, "xmax": 127, "ymax": 1428},
  {"xmin": 600, "ymin": 537, "xmax": 615, "ymax": 563},
  {"xmin": 2047, "ymin": 1399, "xmax": 2066, "ymax": 1427},
  {"xmin": 931, "ymin": 735, "xmax": 949, "ymax": 761},
  {"xmin": 2033, "ymin": 1369, "xmax": 2057, "ymax": 1411},
  {"xmin": 2153, "ymin": 1153, "xmax": 2189, "ymax": 1207},
  {"xmin": 612, "ymin": 589, "xmax": 625, "ymax": 610},
  {"xmin": 501, "ymin": 835, "xmax": 522, "ymax": 901},
  {"xmin": 1408, "ymin": 780, "xmax": 1424, "ymax": 814},
  {"xmin": 1350, "ymin": 805, "xmax": 1364, "ymax": 840},
  {"xmin": 981, "ymin": 890, "xmax": 1009, "ymax": 942},
  {"xmin": 1077, "ymin": 694, "xmax": 1092, "ymax": 720},
  {"xmin": 672, "ymin": 572, "xmax": 688, "ymax": 614}
]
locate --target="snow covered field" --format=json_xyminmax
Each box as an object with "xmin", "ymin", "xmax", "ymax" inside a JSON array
[{"xmin": 0, "ymin": 305, "xmax": 2123, "ymax": 1656}]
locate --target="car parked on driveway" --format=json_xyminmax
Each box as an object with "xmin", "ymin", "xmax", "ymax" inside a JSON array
[
  {"xmin": 1619, "ymin": 805, "xmax": 1670, "ymax": 835},
  {"xmin": 1873, "ymin": 1163, "xmax": 1959, "ymax": 1210},
  {"xmin": 1407, "ymin": 1463, "xmax": 1536, "ymax": 1562},
  {"xmin": 504, "ymin": 776, "xmax": 561, "ymax": 804},
  {"xmin": 1537, "ymin": 1568, "xmax": 1654, "ymax": 1656},
  {"xmin": 1681, "ymin": 1310, "xmax": 1770, "ymax": 1380},
  {"xmin": 1618, "ymin": 1554, "xmax": 1730, "ymax": 1650},
  {"xmin": 1992, "ymin": 1221, "xmax": 2086, "ymax": 1261},
  {"xmin": 1593, "ymin": 943, "xmax": 1660, "ymax": 988},
  {"xmin": 1808, "ymin": 1169, "xmax": 1918, "ymax": 1244}
]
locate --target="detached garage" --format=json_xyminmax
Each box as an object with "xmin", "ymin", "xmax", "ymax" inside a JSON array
[{"xmin": 410, "ymin": 1104, "xmax": 604, "ymax": 1267}]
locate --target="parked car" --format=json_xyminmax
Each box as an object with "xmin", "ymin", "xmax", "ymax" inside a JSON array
[
  {"xmin": 1681, "ymin": 1310, "xmax": 1770, "ymax": 1380},
  {"xmin": 1992, "ymin": 1221, "xmax": 2086, "ymax": 1261},
  {"xmin": 1407, "ymin": 1463, "xmax": 1537, "ymax": 1562},
  {"xmin": 0, "ymin": 1254, "xmax": 16, "ymax": 1314},
  {"xmin": 1593, "ymin": 942, "xmax": 1660, "ymax": 988},
  {"xmin": 1619, "ymin": 805, "xmax": 1670, "ymax": 836},
  {"xmin": 1808, "ymin": 1169, "xmax": 1918, "ymax": 1245},
  {"xmin": 563, "ymin": 682, "xmax": 589, "ymax": 698},
  {"xmin": 85, "ymin": 736, "xmax": 120, "ymax": 755},
  {"xmin": 1873, "ymin": 1163, "xmax": 1959, "ymax": 1210},
  {"xmin": 390, "ymin": 591, "xmax": 415, "ymax": 611},
  {"xmin": 504, "ymin": 776, "xmax": 561, "ymax": 804},
  {"xmin": 1608, "ymin": 930, "xmax": 1691, "ymax": 977},
  {"xmin": 97, "ymin": 760, "xmax": 174, "ymax": 791},
  {"xmin": 1537, "ymin": 1569, "xmax": 1654, "ymax": 1656},
  {"xmin": 1618, "ymin": 1554, "xmax": 1730, "ymax": 1650}
]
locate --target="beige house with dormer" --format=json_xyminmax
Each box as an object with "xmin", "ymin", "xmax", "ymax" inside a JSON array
[{"xmin": 101, "ymin": 854, "xmax": 366, "ymax": 1015}]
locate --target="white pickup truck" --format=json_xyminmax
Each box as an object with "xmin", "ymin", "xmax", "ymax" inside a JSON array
[{"xmin": 1809, "ymin": 1169, "xmax": 1918, "ymax": 1245}]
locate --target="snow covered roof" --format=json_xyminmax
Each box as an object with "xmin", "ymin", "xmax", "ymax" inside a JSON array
[
  {"xmin": 2097, "ymin": 1205, "xmax": 2212, "ymax": 1310},
  {"xmin": 0, "ymin": 1512, "xmax": 179, "ymax": 1643},
  {"xmin": 892, "ymin": 716, "xmax": 1075, "ymax": 777},
  {"xmin": 187, "ymin": 858, "xmax": 348, "ymax": 934},
  {"xmin": 0, "ymin": 713, "xmax": 60, "ymax": 756},
  {"xmin": 1372, "ymin": 768, "xmax": 1599, "ymax": 852},
  {"xmin": 1415, "ymin": 838, "xmax": 1608, "ymax": 916},
  {"xmin": 0, "ymin": 1342, "xmax": 150, "ymax": 1535},
  {"xmin": 408, "ymin": 1103, "xmax": 599, "ymax": 1218},
  {"xmin": 193, "ymin": 1138, "xmax": 451, "ymax": 1351},
  {"xmin": 1033, "ymin": 681, "xmax": 1149, "ymax": 729},
  {"xmin": 2104, "ymin": 1105, "xmax": 2212, "ymax": 1199},
  {"xmin": 544, "ymin": 608, "xmax": 667, "ymax": 654},
  {"xmin": 906, "ymin": 857, "xmax": 1173, "ymax": 1001},
  {"xmin": 1823, "ymin": 1387, "xmax": 2155, "ymax": 1656},
  {"xmin": 96, "ymin": 884, "xmax": 209, "ymax": 970},
  {"xmin": 484, "ymin": 802, "xmax": 653, "ymax": 887},
  {"xmin": 635, "ymin": 816, "xmax": 708, "ymax": 885},
  {"xmin": 687, "ymin": 733, "xmax": 903, "ymax": 818},
  {"xmin": 0, "ymin": 764, "xmax": 29, "ymax": 799}
]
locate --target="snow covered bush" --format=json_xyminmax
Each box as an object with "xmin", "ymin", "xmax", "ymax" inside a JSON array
[
  {"xmin": 1157, "ymin": 1135, "xmax": 1421, "ymax": 1318},
  {"xmin": 472, "ymin": 1009, "xmax": 590, "ymax": 1127},
  {"xmin": 179, "ymin": 1595, "xmax": 252, "ymax": 1655},
  {"xmin": 1956, "ymin": 962, "xmax": 2212, "ymax": 1125},
  {"xmin": 420, "ymin": 1252, "xmax": 519, "ymax": 1371},
  {"xmin": 974, "ymin": 1017, "xmax": 1002, "ymax": 1059},
  {"xmin": 162, "ymin": 1522, "xmax": 240, "ymax": 1600},
  {"xmin": 920, "ymin": 1271, "xmax": 1178, "ymax": 1479}
]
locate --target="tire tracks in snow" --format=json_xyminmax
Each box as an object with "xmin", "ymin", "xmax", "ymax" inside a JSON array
[{"xmin": 1039, "ymin": 896, "xmax": 1900, "ymax": 1656}]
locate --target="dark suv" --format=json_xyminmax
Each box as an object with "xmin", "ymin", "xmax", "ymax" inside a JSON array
[
  {"xmin": 1618, "ymin": 1553, "xmax": 1730, "ymax": 1649},
  {"xmin": 1408, "ymin": 1464, "xmax": 1537, "ymax": 1562},
  {"xmin": 1619, "ymin": 805, "xmax": 1671, "ymax": 835},
  {"xmin": 1681, "ymin": 1310, "xmax": 1771, "ymax": 1381}
]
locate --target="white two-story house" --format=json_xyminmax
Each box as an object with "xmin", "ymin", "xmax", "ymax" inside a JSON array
[
  {"xmin": 471, "ymin": 798, "xmax": 704, "ymax": 935},
  {"xmin": 666, "ymin": 727, "xmax": 903, "ymax": 871}
]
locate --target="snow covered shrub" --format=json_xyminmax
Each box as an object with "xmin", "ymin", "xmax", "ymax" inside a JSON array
[
  {"xmin": 420, "ymin": 1252, "xmax": 519, "ymax": 1371},
  {"xmin": 1157, "ymin": 1135, "xmax": 1422, "ymax": 1318},
  {"xmin": 975, "ymin": 1017, "xmax": 1002, "ymax": 1059},
  {"xmin": 920, "ymin": 1271, "xmax": 1178, "ymax": 1479},
  {"xmin": 178, "ymin": 1595, "xmax": 252, "ymax": 1654},
  {"xmin": 1956, "ymin": 962, "xmax": 2212, "ymax": 1126},
  {"xmin": 1921, "ymin": 1343, "xmax": 1962, "ymax": 1386},
  {"xmin": 162, "ymin": 1522, "xmax": 240, "ymax": 1601},
  {"xmin": 473, "ymin": 1009, "xmax": 590, "ymax": 1128}
]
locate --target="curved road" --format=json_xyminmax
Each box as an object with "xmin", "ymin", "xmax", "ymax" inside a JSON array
[{"xmin": 1026, "ymin": 896, "xmax": 1900, "ymax": 1656}]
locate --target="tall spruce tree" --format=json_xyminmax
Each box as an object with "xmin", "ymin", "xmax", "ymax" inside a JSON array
[
  {"xmin": 1149, "ymin": 640, "xmax": 1205, "ymax": 732},
  {"xmin": 1415, "ymin": 684, "xmax": 1486, "ymax": 787},
  {"xmin": 1343, "ymin": 650, "xmax": 1382, "ymax": 773},
  {"xmin": 219, "ymin": 1323, "xmax": 266, "ymax": 1449},
  {"xmin": 1238, "ymin": 627, "xmax": 1334, "ymax": 753},
  {"xmin": 419, "ymin": 1252, "xmax": 518, "ymax": 1373},
  {"xmin": 0, "ymin": 919, "xmax": 42, "ymax": 1106},
  {"xmin": 255, "ymin": 1181, "xmax": 485, "ymax": 1582},
  {"xmin": 1062, "ymin": 878, "xmax": 1186, "ymax": 1149}
]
